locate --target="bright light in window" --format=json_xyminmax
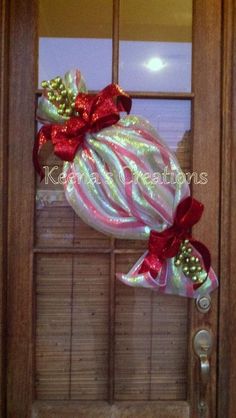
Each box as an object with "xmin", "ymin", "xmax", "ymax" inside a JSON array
[{"xmin": 144, "ymin": 57, "xmax": 167, "ymax": 72}]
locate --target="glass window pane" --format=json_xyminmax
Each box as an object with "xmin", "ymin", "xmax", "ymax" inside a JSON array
[
  {"xmin": 115, "ymin": 98, "xmax": 191, "ymax": 250},
  {"xmin": 119, "ymin": 0, "xmax": 192, "ymax": 92},
  {"xmin": 131, "ymin": 99, "xmax": 191, "ymax": 169},
  {"xmin": 38, "ymin": 0, "xmax": 112, "ymax": 89}
]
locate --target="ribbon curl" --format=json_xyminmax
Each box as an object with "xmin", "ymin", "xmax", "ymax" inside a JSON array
[
  {"xmin": 139, "ymin": 196, "xmax": 211, "ymax": 289},
  {"xmin": 33, "ymin": 84, "xmax": 132, "ymax": 180}
]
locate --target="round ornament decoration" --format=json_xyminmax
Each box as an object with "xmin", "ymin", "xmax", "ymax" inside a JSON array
[{"xmin": 34, "ymin": 69, "xmax": 218, "ymax": 299}]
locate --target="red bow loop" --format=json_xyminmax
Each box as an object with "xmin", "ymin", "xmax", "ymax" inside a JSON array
[
  {"xmin": 174, "ymin": 196, "xmax": 204, "ymax": 229},
  {"xmin": 95, "ymin": 83, "xmax": 132, "ymax": 114},
  {"xmin": 139, "ymin": 197, "xmax": 211, "ymax": 290},
  {"xmin": 33, "ymin": 83, "xmax": 132, "ymax": 179}
]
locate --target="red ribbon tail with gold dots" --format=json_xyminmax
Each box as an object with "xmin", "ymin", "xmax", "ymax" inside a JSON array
[{"xmin": 139, "ymin": 197, "xmax": 212, "ymax": 290}]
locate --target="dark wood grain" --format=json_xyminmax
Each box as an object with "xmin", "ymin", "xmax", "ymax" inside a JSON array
[
  {"xmin": 190, "ymin": 1, "xmax": 221, "ymax": 417},
  {"xmin": 108, "ymin": 242, "xmax": 115, "ymax": 403},
  {"xmin": 0, "ymin": 0, "xmax": 9, "ymax": 416},
  {"xmin": 6, "ymin": 0, "xmax": 37, "ymax": 417}
]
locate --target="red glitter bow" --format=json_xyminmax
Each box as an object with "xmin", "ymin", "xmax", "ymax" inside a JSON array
[
  {"xmin": 139, "ymin": 197, "xmax": 211, "ymax": 289},
  {"xmin": 33, "ymin": 84, "xmax": 132, "ymax": 179}
]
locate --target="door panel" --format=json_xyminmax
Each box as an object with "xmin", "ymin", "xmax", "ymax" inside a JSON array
[
  {"xmin": 35, "ymin": 253, "xmax": 110, "ymax": 400},
  {"xmin": 4, "ymin": 0, "xmax": 221, "ymax": 417}
]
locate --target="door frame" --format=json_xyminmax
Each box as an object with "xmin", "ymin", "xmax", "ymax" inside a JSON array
[
  {"xmin": 0, "ymin": 0, "xmax": 235, "ymax": 417},
  {"xmin": 218, "ymin": 0, "xmax": 236, "ymax": 417},
  {"xmin": 0, "ymin": 0, "xmax": 37, "ymax": 417},
  {"xmin": 0, "ymin": 0, "xmax": 9, "ymax": 416}
]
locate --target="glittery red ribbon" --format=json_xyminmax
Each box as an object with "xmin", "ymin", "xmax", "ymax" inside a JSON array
[
  {"xmin": 33, "ymin": 84, "xmax": 132, "ymax": 179},
  {"xmin": 139, "ymin": 196, "xmax": 211, "ymax": 289}
]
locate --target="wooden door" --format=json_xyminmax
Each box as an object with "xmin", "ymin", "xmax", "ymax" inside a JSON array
[{"xmin": 0, "ymin": 0, "xmax": 231, "ymax": 417}]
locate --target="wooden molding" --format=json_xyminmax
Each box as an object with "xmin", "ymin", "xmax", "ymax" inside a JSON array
[
  {"xmin": 191, "ymin": 1, "xmax": 222, "ymax": 417},
  {"xmin": 0, "ymin": 0, "xmax": 10, "ymax": 416},
  {"xmin": 32, "ymin": 400, "xmax": 190, "ymax": 418},
  {"xmin": 6, "ymin": 0, "xmax": 37, "ymax": 417}
]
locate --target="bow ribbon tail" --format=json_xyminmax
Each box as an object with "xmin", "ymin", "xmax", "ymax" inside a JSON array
[
  {"xmin": 33, "ymin": 125, "xmax": 53, "ymax": 180},
  {"xmin": 175, "ymin": 196, "xmax": 204, "ymax": 229},
  {"xmin": 138, "ymin": 231, "xmax": 179, "ymax": 279},
  {"xmin": 138, "ymin": 197, "xmax": 212, "ymax": 290},
  {"xmin": 139, "ymin": 252, "xmax": 164, "ymax": 279}
]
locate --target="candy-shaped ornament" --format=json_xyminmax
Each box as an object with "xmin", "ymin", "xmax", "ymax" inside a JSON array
[{"xmin": 34, "ymin": 69, "xmax": 218, "ymax": 299}]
